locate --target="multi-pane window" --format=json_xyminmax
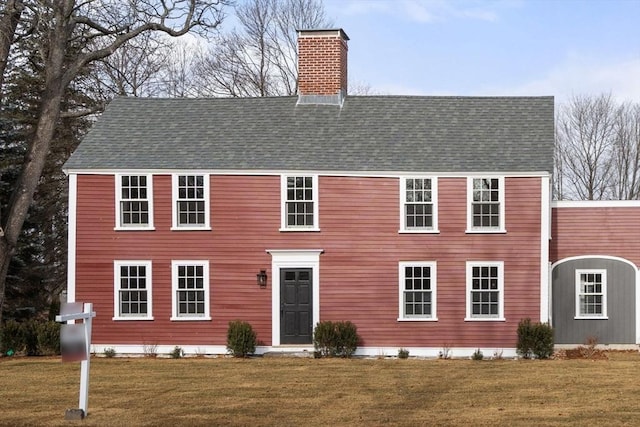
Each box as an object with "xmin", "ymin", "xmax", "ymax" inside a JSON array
[
  {"xmin": 399, "ymin": 262, "xmax": 437, "ymax": 320},
  {"xmin": 401, "ymin": 178, "xmax": 437, "ymax": 231},
  {"xmin": 576, "ymin": 270, "xmax": 607, "ymax": 318},
  {"xmin": 466, "ymin": 262, "xmax": 504, "ymax": 320},
  {"xmin": 468, "ymin": 177, "xmax": 504, "ymax": 231},
  {"xmin": 172, "ymin": 174, "xmax": 209, "ymax": 229},
  {"xmin": 171, "ymin": 261, "xmax": 210, "ymax": 320},
  {"xmin": 114, "ymin": 261, "xmax": 152, "ymax": 320},
  {"xmin": 116, "ymin": 175, "xmax": 153, "ymax": 229},
  {"xmin": 282, "ymin": 175, "xmax": 318, "ymax": 230}
]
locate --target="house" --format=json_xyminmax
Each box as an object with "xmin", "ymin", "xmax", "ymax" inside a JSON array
[{"xmin": 63, "ymin": 28, "xmax": 557, "ymax": 357}]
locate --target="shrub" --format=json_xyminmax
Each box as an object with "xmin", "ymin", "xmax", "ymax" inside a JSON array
[
  {"xmin": 313, "ymin": 320, "xmax": 360, "ymax": 358},
  {"xmin": 104, "ymin": 348, "xmax": 116, "ymax": 358},
  {"xmin": 226, "ymin": 320, "xmax": 257, "ymax": 357},
  {"xmin": 531, "ymin": 322, "xmax": 554, "ymax": 359},
  {"xmin": 1, "ymin": 320, "xmax": 23, "ymax": 355},
  {"xmin": 143, "ymin": 342, "xmax": 158, "ymax": 358},
  {"xmin": 472, "ymin": 349, "xmax": 484, "ymax": 360},
  {"xmin": 22, "ymin": 319, "xmax": 40, "ymax": 356},
  {"xmin": 398, "ymin": 348, "xmax": 409, "ymax": 359},
  {"xmin": 517, "ymin": 318, "xmax": 554, "ymax": 359},
  {"xmin": 36, "ymin": 321, "xmax": 61, "ymax": 356},
  {"xmin": 170, "ymin": 346, "xmax": 184, "ymax": 359}
]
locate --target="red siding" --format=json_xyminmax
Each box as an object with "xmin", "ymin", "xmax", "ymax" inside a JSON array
[
  {"xmin": 551, "ymin": 206, "xmax": 640, "ymax": 266},
  {"xmin": 75, "ymin": 175, "xmax": 543, "ymax": 349}
]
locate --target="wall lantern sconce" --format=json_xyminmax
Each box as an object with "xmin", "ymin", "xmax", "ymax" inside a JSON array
[{"xmin": 257, "ymin": 270, "xmax": 268, "ymax": 288}]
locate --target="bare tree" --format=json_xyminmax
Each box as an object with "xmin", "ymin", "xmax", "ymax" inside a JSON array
[
  {"xmin": 555, "ymin": 94, "xmax": 617, "ymax": 200},
  {"xmin": 93, "ymin": 31, "xmax": 172, "ymax": 98},
  {"xmin": 611, "ymin": 103, "xmax": 640, "ymax": 200},
  {"xmin": 193, "ymin": 0, "xmax": 331, "ymax": 97},
  {"xmin": 0, "ymin": 0, "xmax": 229, "ymax": 321}
]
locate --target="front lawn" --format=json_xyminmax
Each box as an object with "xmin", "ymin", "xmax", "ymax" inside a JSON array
[{"xmin": 2, "ymin": 353, "xmax": 640, "ymax": 426}]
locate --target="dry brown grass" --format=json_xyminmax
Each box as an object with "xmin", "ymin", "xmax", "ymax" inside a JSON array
[{"xmin": 2, "ymin": 352, "xmax": 640, "ymax": 426}]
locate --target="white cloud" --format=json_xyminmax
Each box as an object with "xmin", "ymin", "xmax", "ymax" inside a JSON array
[
  {"xmin": 336, "ymin": 0, "xmax": 503, "ymax": 23},
  {"xmin": 486, "ymin": 54, "xmax": 640, "ymax": 104}
]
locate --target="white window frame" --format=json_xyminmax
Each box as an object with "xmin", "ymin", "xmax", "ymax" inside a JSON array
[
  {"xmin": 113, "ymin": 261, "xmax": 153, "ymax": 320},
  {"xmin": 280, "ymin": 174, "xmax": 320, "ymax": 231},
  {"xmin": 466, "ymin": 176, "xmax": 506, "ymax": 233},
  {"xmin": 171, "ymin": 260, "xmax": 211, "ymax": 321},
  {"xmin": 575, "ymin": 269, "xmax": 608, "ymax": 319},
  {"xmin": 398, "ymin": 261, "xmax": 438, "ymax": 321},
  {"xmin": 171, "ymin": 174, "xmax": 211, "ymax": 230},
  {"xmin": 399, "ymin": 177, "xmax": 439, "ymax": 233},
  {"xmin": 465, "ymin": 261, "xmax": 505, "ymax": 321},
  {"xmin": 115, "ymin": 174, "xmax": 154, "ymax": 230}
]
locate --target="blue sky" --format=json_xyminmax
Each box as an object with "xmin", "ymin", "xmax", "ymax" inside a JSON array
[{"xmin": 323, "ymin": 0, "xmax": 640, "ymax": 102}]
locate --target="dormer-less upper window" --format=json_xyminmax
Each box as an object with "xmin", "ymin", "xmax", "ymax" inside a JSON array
[
  {"xmin": 172, "ymin": 174, "xmax": 210, "ymax": 230},
  {"xmin": 115, "ymin": 174, "xmax": 154, "ymax": 230},
  {"xmin": 281, "ymin": 175, "xmax": 319, "ymax": 231},
  {"xmin": 467, "ymin": 177, "xmax": 505, "ymax": 233},
  {"xmin": 400, "ymin": 177, "xmax": 438, "ymax": 233}
]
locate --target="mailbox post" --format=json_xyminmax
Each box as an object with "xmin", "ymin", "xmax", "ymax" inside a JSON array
[{"xmin": 55, "ymin": 302, "xmax": 96, "ymax": 419}]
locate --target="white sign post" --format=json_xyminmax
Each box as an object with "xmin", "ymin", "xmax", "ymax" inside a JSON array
[{"xmin": 56, "ymin": 302, "xmax": 96, "ymax": 420}]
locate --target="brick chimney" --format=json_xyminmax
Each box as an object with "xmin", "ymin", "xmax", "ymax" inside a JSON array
[{"xmin": 297, "ymin": 29, "xmax": 349, "ymax": 105}]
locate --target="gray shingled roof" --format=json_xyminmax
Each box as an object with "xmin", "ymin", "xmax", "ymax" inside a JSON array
[{"xmin": 64, "ymin": 95, "xmax": 554, "ymax": 173}]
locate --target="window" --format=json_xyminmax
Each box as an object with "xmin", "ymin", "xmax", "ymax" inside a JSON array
[
  {"xmin": 398, "ymin": 262, "xmax": 437, "ymax": 321},
  {"xmin": 400, "ymin": 177, "xmax": 438, "ymax": 232},
  {"xmin": 172, "ymin": 174, "xmax": 210, "ymax": 229},
  {"xmin": 281, "ymin": 175, "xmax": 319, "ymax": 231},
  {"xmin": 575, "ymin": 269, "xmax": 607, "ymax": 319},
  {"xmin": 467, "ymin": 177, "xmax": 505, "ymax": 232},
  {"xmin": 113, "ymin": 261, "xmax": 153, "ymax": 320},
  {"xmin": 171, "ymin": 261, "xmax": 210, "ymax": 320},
  {"xmin": 466, "ymin": 261, "xmax": 504, "ymax": 321},
  {"xmin": 115, "ymin": 174, "xmax": 153, "ymax": 229}
]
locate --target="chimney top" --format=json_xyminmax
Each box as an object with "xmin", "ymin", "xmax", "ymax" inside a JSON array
[
  {"xmin": 297, "ymin": 28, "xmax": 349, "ymax": 106},
  {"xmin": 297, "ymin": 28, "xmax": 350, "ymax": 41}
]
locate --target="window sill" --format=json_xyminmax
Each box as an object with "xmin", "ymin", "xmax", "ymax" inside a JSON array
[
  {"xmin": 279, "ymin": 227, "xmax": 321, "ymax": 232},
  {"xmin": 114, "ymin": 226, "xmax": 155, "ymax": 231},
  {"xmin": 399, "ymin": 229, "xmax": 440, "ymax": 234},
  {"xmin": 170, "ymin": 226, "xmax": 212, "ymax": 231},
  {"xmin": 170, "ymin": 316, "xmax": 212, "ymax": 321},
  {"xmin": 465, "ymin": 229, "xmax": 507, "ymax": 234},
  {"xmin": 574, "ymin": 316, "xmax": 608, "ymax": 320},
  {"xmin": 112, "ymin": 316, "xmax": 154, "ymax": 321},
  {"xmin": 397, "ymin": 317, "xmax": 438, "ymax": 322},
  {"xmin": 464, "ymin": 317, "xmax": 506, "ymax": 322}
]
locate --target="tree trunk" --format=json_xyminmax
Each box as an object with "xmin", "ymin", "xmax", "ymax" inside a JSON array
[
  {"xmin": 0, "ymin": 0, "xmax": 24, "ymax": 103},
  {"xmin": 0, "ymin": 0, "xmax": 68, "ymax": 321}
]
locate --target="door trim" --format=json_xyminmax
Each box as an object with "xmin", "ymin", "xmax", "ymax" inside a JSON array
[{"xmin": 267, "ymin": 249, "xmax": 323, "ymax": 346}]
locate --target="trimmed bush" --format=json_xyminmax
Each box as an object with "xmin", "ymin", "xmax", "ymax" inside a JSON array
[
  {"xmin": 226, "ymin": 320, "xmax": 257, "ymax": 357},
  {"xmin": 517, "ymin": 318, "xmax": 554, "ymax": 359},
  {"xmin": 170, "ymin": 346, "xmax": 184, "ymax": 359},
  {"xmin": 104, "ymin": 347, "xmax": 116, "ymax": 358},
  {"xmin": 531, "ymin": 322, "xmax": 554, "ymax": 359},
  {"xmin": 398, "ymin": 348, "xmax": 409, "ymax": 359},
  {"xmin": 472, "ymin": 349, "xmax": 484, "ymax": 360},
  {"xmin": 313, "ymin": 320, "xmax": 360, "ymax": 358}
]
